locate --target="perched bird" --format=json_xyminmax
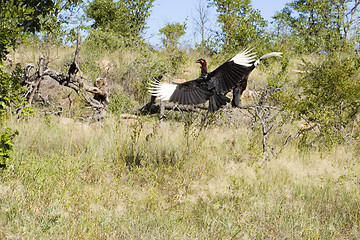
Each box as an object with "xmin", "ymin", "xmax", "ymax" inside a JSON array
[{"xmin": 148, "ymin": 48, "xmax": 259, "ymax": 112}]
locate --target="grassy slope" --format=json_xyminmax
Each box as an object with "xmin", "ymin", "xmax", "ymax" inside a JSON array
[
  {"xmin": 1, "ymin": 115, "xmax": 359, "ymax": 239},
  {"xmin": 1, "ymin": 46, "xmax": 360, "ymax": 239}
]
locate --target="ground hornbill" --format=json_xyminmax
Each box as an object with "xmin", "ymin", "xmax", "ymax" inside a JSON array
[{"xmin": 148, "ymin": 49, "xmax": 282, "ymax": 112}]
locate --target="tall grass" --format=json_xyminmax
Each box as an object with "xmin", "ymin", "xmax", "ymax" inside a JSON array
[
  {"xmin": 2, "ymin": 43, "xmax": 359, "ymax": 239},
  {"xmin": 1, "ymin": 114, "xmax": 359, "ymax": 239}
]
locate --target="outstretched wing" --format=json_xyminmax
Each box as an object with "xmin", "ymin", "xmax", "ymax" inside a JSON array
[
  {"xmin": 148, "ymin": 78, "xmax": 211, "ymax": 105},
  {"xmin": 147, "ymin": 48, "xmax": 257, "ymax": 105},
  {"xmin": 207, "ymin": 48, "xmax": 257, "ymax": 93}
]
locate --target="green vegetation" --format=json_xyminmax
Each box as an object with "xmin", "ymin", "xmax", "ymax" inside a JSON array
[
  {"xmin": 1, "ymin": 0, "xmax": 360, "ymax": 239},
  {"xmin": 210, "ymin": 0, "xmax": 267, "ymax": 51},
  {"xmin": 0, "ymin": 127, "xmax": 18, "ymax": 168},
  {"xmin": 272, "ymin": 0, "xmax": 360, "ymax": 53},
  {"xmin": 0, "ymin": 65, "xmax": 24, "ymax": 121},
  {"xmin": 85, "ymin": 0, "xmax": 155, "ymax": 46},
  {"xmin": 159, "ymin": 22, "xmax": 187, "ymax": 49},
  {"xmin": 289, "ymin": 54, "xmax": 360, "ymax": 144},
  {"xmin": 1, "ymin": 116, "xmax": 359, "ymax": 238}
]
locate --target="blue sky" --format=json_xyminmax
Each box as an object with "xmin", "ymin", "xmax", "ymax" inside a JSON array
[{"xmin": 145, "ymin": 0, "xmax": 291, "ymax": 46}]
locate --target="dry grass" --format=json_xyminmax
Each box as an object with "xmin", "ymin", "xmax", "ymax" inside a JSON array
[
  {"xmin": 1, "ymin": 113, "xmax": 360, "ymax": 239},
  {"xmin": 2, "ymin": 44, "xmax": 359, "ymax": 239}
]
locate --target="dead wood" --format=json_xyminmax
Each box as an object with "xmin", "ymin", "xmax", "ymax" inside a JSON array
[
  {"xmin": 22, "ymin": 31, "xmax": 109, "ymax": 120},
  {"xmin": 139, "ymin": 100, "xmax": 256, "ymax": 115}
]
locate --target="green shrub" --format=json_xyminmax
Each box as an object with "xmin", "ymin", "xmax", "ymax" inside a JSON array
[
  {"xmin": 288, "ymin": 53, "xmax": 360, "ymax": 143},
  {"xmin": 83, "ymin": 29, "xmax": 124, "ymax": 52},
  {"xmin": 108, "ymin": 90, "xmax": 137, "ymax": 114},
  {"xmin": 0, "ymin": 64, "xmax": 26, "ymax": 120},
  {"xmin": 0, "ymin": 127, "xmax": 18, "ymax": 168}
]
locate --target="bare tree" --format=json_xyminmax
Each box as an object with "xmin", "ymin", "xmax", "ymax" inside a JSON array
[
  {"xmin": 240, "ymin": 81, "xmax": 318, "ymax": 162},
  {"xmin": 193, "ymin": 0, "xmax": 210, "ymax": 49},
  {"xmin": 343, "ymin": 0, "xmax": 360, "ymax": 41},
  {"xmin": 21, "ymin": 32, "xmax": 109, "ymax": 121}
]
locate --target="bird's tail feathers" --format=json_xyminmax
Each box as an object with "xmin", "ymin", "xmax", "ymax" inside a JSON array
[{"xmin": 208, "ymin": 94, "xmax": 230, "ymax": 113}]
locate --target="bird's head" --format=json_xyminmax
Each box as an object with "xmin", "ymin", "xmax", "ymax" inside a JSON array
[{"xmin": 196, "ymin": 58, "xmax": 208, "ymax": 75}]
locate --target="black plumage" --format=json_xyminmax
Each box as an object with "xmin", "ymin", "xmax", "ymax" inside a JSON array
[
  {"xmin": 230, "ymin": 52, "xmax": 282, "ymax": 107},
  {"xmin": 148, "ymin": 49, "xmax": 259, "ymax": 112},
  {"xmin": 196, "ymin": 52, "xmax": 283, "ymax": 107}
]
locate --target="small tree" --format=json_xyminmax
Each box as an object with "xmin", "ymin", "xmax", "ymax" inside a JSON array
[
  {"xmin": 159, "ymin": 22, "xmax": 187, "ymax": 50},
  {"xmin": 85, "ymin": 0, "xmax": 155, "ymax": 46},
  {"xmin": 193, "ymin": 0, "xmax": 211, "ymax": 52},
  {"xmin": 242, "ymin": 58, "xmax": 291, "ymax": 161},
  {"xmin": 159, "ymin": 22, "xmax": 187, "ymax": 73},
  {"xmin": 209, "ymin": 0, "xmax": 267, "ymax": 51}
]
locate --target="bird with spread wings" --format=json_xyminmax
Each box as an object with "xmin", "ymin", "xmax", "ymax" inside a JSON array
[{"xmin": 148, "ymin": 49, "xmax": 282, "ymax": 112}]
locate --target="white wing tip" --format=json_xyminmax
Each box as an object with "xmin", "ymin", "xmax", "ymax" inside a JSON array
[
  {"xmin": 147, "ymin": 81, "xmax": 177, "ymax": 101},
  {"xmin": 231, "ymin": 48, "xmax": 257, "ymax": 67}
]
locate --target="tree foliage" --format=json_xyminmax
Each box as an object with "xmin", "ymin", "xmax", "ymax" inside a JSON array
[
  {"xmin": 85, "ymin": 0, "xmax": 155, "ymax": 46},
  {"xmin": 38, "ymin": 0, "xmax": 84, "ymax": 42},
  {"xmin": 158, "ymin": 22, "xmax": 187, "ymax": 74},
  {"xmin": 273, "ymin": 0, "xmax": 360, "ymax": 53},
  {"xmin": 159, "ymin": 22, "xmax": 187, "ymax": 49},
  {"xmin": 0, "ymin": 65, "xmax": 26, "ymax": 120},
  {"xmin": 0, "ymin": 0, "xmax": 83, "ymax": 45},
  {"xmin": 209, "ymin": 0, "xmax": 267, "ymax": 51},
  {"xmin": 284, "ymin": 53, "xmax": 360, "ymax": 142},
  {"xmin": 0, "ymin": 127, "xmax": 18, "ymax": 168},
  {"xmin": 0, "ymin": 0, "xmax": 33, "ymax": 61}
]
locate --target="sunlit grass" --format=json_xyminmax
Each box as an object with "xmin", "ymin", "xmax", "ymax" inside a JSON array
[
  {"xmin": 2, "ymin": 43, "xmax": 360, "ymax": 238},
  {"xmin": 1, "ymin": 114, "xmax": 359, "ymax": 239}
]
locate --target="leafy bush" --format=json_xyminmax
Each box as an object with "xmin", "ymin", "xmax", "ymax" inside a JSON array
[
  {"xmin": 0, "ymin": 64, "xmax": 26, "ymax": 120},
  {"xmin": 0, "ymin": 127, "xmax": 18, "ymax": 168},
  {"xmin": 288, "ymin": 53, "xmax": 360, "ymax": 143},
  {"xmin": 83, "ymin": 29, "xmax": 124, "ymax": 52},
  {"xmin": 108, "ymin": 90, "xmax": 137, "ymax": 114}
]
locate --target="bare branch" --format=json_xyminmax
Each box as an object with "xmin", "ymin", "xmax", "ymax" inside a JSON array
[
  {"xmin": 193, "ymin": 0, "xmax": 210, "ymax": 46},
  {"xmin": 28, "ymin": 55, "xmax": 45, "ymax": 105},
  {"xmin": 21, "ymin": 31, "xmax": 109, "ymax": 120}
]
